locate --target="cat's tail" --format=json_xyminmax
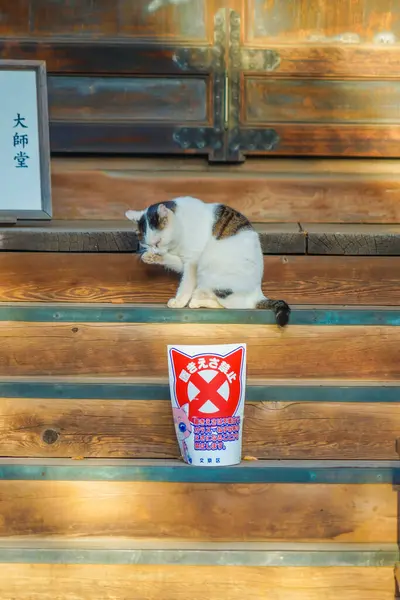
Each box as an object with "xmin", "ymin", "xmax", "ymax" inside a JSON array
[{"xmin": 256, "ymin": 297, "xmax": 291, "ymax": 327}]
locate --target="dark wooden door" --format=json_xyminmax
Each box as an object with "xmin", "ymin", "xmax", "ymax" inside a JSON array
[
  {"xmin": 2, "ymin": 1, "xmax": 400, "ymax": 161},
  {"xmin": 229, "ymin": 0, "xmax": 400, "ymax": 159},
  {"xmin": 0, "ymin": 0, "xmax": 228, "ymax": 160}
]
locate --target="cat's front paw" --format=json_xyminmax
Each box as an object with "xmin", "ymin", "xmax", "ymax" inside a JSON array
[
  {"xmin": 167, "ymin": 296, "xmax": 189, "ymax": 309},
  {"xmin": 141, "ymin": 251, "xmax": 163, "ymax": 265}
]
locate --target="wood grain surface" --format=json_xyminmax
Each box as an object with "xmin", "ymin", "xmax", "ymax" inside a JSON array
[
  {"xmin": 245, "ymin": 124, "xmax": 400, "ymax": 157},
  {"xmin": 305, "ymin": 224, "xmax": 400, "ymax": 256},
  {"xmin": 0, "ymin": 480, "xmax": 394, "ymax": 542},
  {"xmin": 245, "ymin": 78, "xmax": 400, "ymax": 124},
  {"xmin": 47, "ymin": 76, "xmax": 208, "ymax": 123},
  {"xmin": 0, "ymin": 565, "xmax": 395, "ymax": 600},
  {"xmin": 246, "ymin": 0, "xmax": 400, "ymax": 44},
  {"xmin": 0, "ymin": 0, "xmax": 211, "ymax": 40},
  {"xmin": 1, "ymin": 41, "xmax": 400, "ymax": 79},
  {"xmin": 3, "ymin": 398, "xmax": 400, "ymax": 460},
  {"xmin": 0, "ymin": 224, "xmax": 304, "ymax": 255},
  {"xmin": 0, "ymin": 322, "xmax": 398, "ymax": 379},
  {"xmin": 50, "ymin": 157, "xmax": 400, "ymax": 222},
  {"xmin": 0, "ymin": 253, "xmax": 398, "ymax": 305}
]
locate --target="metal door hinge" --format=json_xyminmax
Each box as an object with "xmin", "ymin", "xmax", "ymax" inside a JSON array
[{"xmin": 224, "ymin": 73, "xmax": 229, "ymax": 130}]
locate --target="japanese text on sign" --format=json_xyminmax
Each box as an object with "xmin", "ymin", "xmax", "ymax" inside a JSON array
[
  {"xmin": 13, "ymin": 113, "xmax": 29, "ymax": 168},
  {"xmin": 0, "ymin": 66, "xmax": 49, "ymax": 215},
  {"xmin": 193, "ymin": 416, "xmax": 241, "ymax": 451},
  {"xmin": 179, "ymin": 356, "xmax": 237, "ymax": 383}
]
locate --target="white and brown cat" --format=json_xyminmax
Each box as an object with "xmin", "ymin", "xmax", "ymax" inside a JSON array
[{"xmin": 126, "ymin": 196, "xmax": 290, "ymax": 326}]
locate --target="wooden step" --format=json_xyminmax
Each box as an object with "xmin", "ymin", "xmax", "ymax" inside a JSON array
[
  {"xmin": 51, "ymin": 157, "xmax": 400, "ymax": 223},
  {"xmin": 1, "ymin": 379, "xmax": 399, "ymax": 460},
  {"xmin": 0, "ymin": 254, "xmax": 399, "ymax": 305},
  {"xmin": 0, "ymin": 304, "xmax": 397, "ymax": 379},
  {"xmin": 0, "ymin": 221, "xmax": 305, "ymax": 255},
  {"xmin": 0, "ymin": 540, "xmax": 396, "ymax": 599},
  {"xmin": 1, "ymin": 222, "xmax": 400, "ymax": 255},
  {"xmin": 0, "ymin": 459, "xmax": 397, "ymax": 543},
  {"xmin": 304, "ymin": 224, "xmax": 400, "ymax": 256},
  {"xmin": 1, "ymin": 563, "xmax": 396, "ymax": 599}
]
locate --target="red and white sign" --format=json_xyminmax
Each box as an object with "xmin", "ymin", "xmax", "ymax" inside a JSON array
[
  {"xmin": 169, "ymin": 347, "xmax": 245, "ymax": 420},
  {"xmin": 168, "ymin": 344, "xmax": 247, "ymax": 467}
]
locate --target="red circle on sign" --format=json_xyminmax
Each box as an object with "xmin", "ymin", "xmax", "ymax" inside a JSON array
[{"xmin": 170, "ymin": 348, "xmax": 244, "ymax": 420}]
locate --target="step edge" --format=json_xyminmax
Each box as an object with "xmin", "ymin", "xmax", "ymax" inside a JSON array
[
  {"xmin": 0, "ymin": 375, "xmax": 398, "ymax": 387},
  {"xmin": 0, "ymin": 302, "xmax": 397, "ymax": 310},
  {"xmin": 0, "ymin": 542, "xmax": 396, "ymax": 567},
  {"xmin": 0, "ymin": 539, "xmax": 396, "ymax": 552},
  {"xmin": 0, "ymin": 378, "xmax": 398, "ymax": 402},
  {"xmin": 5, "ymin": 222, "xmax": 400, "ymax": 234},
  {"xmin": 0, "ymin": 458, "xmax": 399, "ymax": 485},
  {"xmin": 2, "ymin": 458, "xmax": 399, "ymax": 468},
  {"xmin": 0, "ymin": 304, "xmax": 398, "ymax": 326}
]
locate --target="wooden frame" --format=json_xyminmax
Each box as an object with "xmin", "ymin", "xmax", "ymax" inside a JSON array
[{"xmin": 0, "ymin": 60, "xmax": 51, "ymax": 220}]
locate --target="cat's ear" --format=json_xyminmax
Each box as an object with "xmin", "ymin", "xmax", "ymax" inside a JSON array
[
  {"xmin": 158, "ymin": 203, "xmax": 171, "ymax": 219},
  {"xmin": 125, "ymin": 210, "xmax": 144, "ymax": 223}
]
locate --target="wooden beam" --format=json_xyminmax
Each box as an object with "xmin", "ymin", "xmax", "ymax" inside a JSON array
[
  {"xmin": 0, "ymin": 254, "xmax": 398, "ymax": 305},
  {"xmin": 0, "ymin": 321, "xmax": 398, "ymax": 378},
  {"xmin": 0, "ymin": 564, "xmax": 396, "ymax": 599},
  {"xmin": 2, "ymin": 397, "xmax": 400, "ymax": 460},
  {"xmin": 0, "ymin": 222, "xmax": 304, "ymax": 254},
  {"xmin": 0, "ymin": 475, "xmax": 394, "ymax": 542},
  {"xmin": 49, "ymin": 157, "xmax": 400, "ymax": 223},
  {"xmin": 0, "ymin": 565, "xmax": 395, "ymax": 600},
  {"xmin": 1, "ymin": 223, "xmax": 400, "ymax": 255},
  {"xmin": 305, "ymin": 224, "xmax": 400, "ymax": 256}
]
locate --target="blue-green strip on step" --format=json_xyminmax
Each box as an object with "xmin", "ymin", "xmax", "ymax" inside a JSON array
[
  {"xmin": 1, "ymin": 459, "xmax": 400, "ymax": 484},
  {"xmin": 0, "ymin": 381, "xmax": 398, "ymax": 403},
  {"xmin": 0, "ymin": 544, "xmax": 396, "ymax": 567},
  {"xmin": 0, "ymin": 304, "xmax": 398, "ymax": 325}
]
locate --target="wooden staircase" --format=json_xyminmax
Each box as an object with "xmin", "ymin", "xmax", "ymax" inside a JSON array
[
  {"xmin": 3, "ymin": 0, "xmax": 400, "ymax": 591},
  {"xmin": 0, "ymin": 267, "xmax": 398, "ymax": 596},
  {"xmin": 0, "ymin": 158, "xmax": 398, "ymax": 598}
]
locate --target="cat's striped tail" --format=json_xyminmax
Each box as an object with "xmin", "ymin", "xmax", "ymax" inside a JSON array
[{"xmin": 256, "ymin": 298, "xmax": 291, "ymax": 327}]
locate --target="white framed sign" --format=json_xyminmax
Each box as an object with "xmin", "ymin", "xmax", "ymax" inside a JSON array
[{"xmin": 0, "ymin": 60, "xmax": 51, "ymax": 221}]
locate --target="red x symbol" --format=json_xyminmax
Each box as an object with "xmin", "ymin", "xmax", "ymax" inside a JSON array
[
  {"xmin": 188, "ymin": 371, "xmax": 227, "ymax": 418},
  {"xmin": 169, "ymin": 348, "xmax": 244, "ymax": 420}
]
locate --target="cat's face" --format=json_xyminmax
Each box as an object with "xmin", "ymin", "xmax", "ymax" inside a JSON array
[{"xmin": 125, "ymin": 201, "xmax": 176, "ymax": 254}]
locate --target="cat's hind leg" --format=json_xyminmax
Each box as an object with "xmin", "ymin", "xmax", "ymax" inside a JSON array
[
  {"xmin": 189, "ymin": 288, "xmax": 256, "ymax": 309},
  {"xmin": 214, "ymin": 289, "xmax": 259, "ymax": 309},
  {"xmin": 188, "ymin": 288, "xmax": 223, "ymax": 309}
]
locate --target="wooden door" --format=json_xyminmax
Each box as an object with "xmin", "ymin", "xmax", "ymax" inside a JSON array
[
  {"xmin": 2, "ymin": 1, "xmax": 400, "ymax": 161},
  {"xmin": 229, "ymin": 0, "xmax": 400, "ymax": 159},
  {"xmin": 0, "ymin": 0, "xmax": 227, "ymax": 160}
]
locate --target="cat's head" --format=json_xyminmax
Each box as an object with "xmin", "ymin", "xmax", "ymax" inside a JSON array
[{"xmin": 125, "ymin": 201, "xmax": 177, "ymax": 254}]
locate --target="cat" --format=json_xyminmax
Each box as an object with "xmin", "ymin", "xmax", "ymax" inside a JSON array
[{"xmin": 126, "ymin": 196, "xmax": 290, "ymax": 326}]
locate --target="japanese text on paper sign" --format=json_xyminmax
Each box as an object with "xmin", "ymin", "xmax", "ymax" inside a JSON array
[
  {"xmin": 13, "ymin": 113, "xmax": 29, "ymax": 168},
  {"xmin": 169, "ymin": 346, "xmax": 245, "ymax": 465}
]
